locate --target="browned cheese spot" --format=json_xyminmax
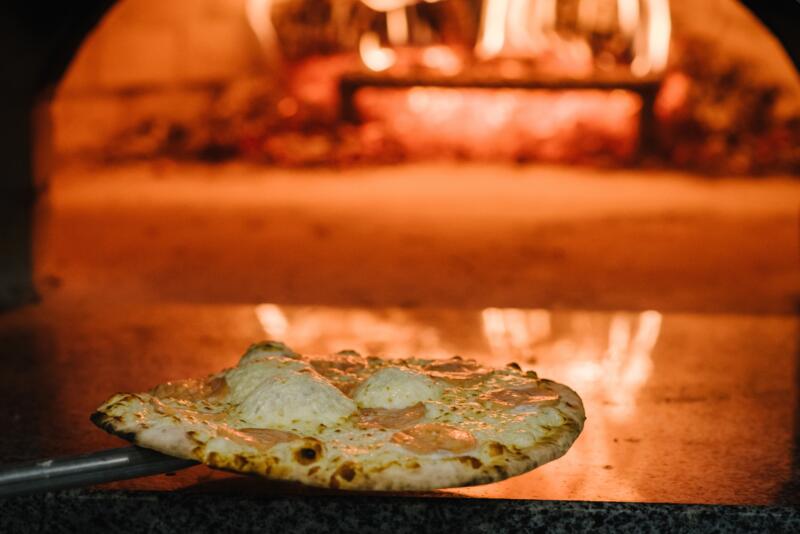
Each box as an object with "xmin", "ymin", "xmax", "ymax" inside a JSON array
[
  {"xmin": 424, "ymin": 358, "xmax": 482, "ymax": 373},
  {"xmin": 186, "ymin": 430, "xmax": 203, "ymax": 445},
  {"xmin": 310, "ymin": 355, "xmax": 366, "ymax": 376},
  {"xmin": 329, "ymin": 462, "xmax": 359, "ymax": 488},
  {"xmin": 391, "ymin": 423, "xmax": 477, "ymax": 454},
  {"xmin": 232, "ymin": 454, "xmax": 249, "ymax": 470},
  {"xmin": 337, "ymin": 462, "xmax": 357, "ymax": 482},
  {"xmin": 308, "ymin": 356, "xmax": 366, "ymax": 397},
  {"xmin": 294, "ymin": 439, "xmax": 323, "ymax": 465},
  {"xmin": 423, "ymin": 358, "xmax": 492, "ymax": 385},
  {"xmin": 457, "ymin": 456, "xmax": 483, "ymax": 469},
  {"xmin": 487, "ymin": 442, "xmax": 508, "ymax": 457},
  {"xmin": 308, "ymin": 466, "xmax": 320, "ymax": 476},
  {"xmin": 150, "ymin": 375, "xmax": 229, "ymax": 402},
  {"xmin": 481, "ymin": 385, "xmax": 560, "ymax": 409},
  {"xmin": 331, "ymin": 378, "xmax": 362, "ymax": 396},
  {"xmin": 359, "ymin": 402, "xmax": 426, "ymax": 429},
  {"xmin": 215, "ymin": 427, "xmax": 299, "ymax": 454}
]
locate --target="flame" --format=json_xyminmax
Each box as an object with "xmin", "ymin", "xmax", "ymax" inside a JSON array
[
  {"xmin": 644, "ymin": 0, "xmax": 671, "ymax": 74},
  {"xmin": 420, "ymin": 45, "xmax": 462, "ymax": 74},
  {"xmin": 254, "ymin": 303, "xmax": 290, "ymax": 339},
  {"xmin": 482, "ymin": 307, "xmax": 552, "ymax": 361},
  {"xmin": 359, "ymin": 32, "xmax": 397, "ymax": 72},
  {"xmin": 476, "ymin": 0, "xmax": 510, "ymax": 59},
  {"xmin": 617, "ymin": 0, "xmax": 640, "ymax": 37},
  {"xmin": 254, "ymin": 304, "xmax": 450, "ymax": 358},
  {"xmin": 361, "ymin": 0, "xmax": 420, "ymax": 11},
  {"xmin": 481, "ymin": 307, "xmax": 662, "ymax": 420},
  {"xmin": 386, "ymin": 7, "xmax": 410, "ymax": 46},
  {"xmin": 476, "ymin": 0, "xmax": 671, "ymax": 77},
  {"xmin": 356, "ymin": 87, "xmax": 640, "ymax": 160},
  {"xmin": 577, "ymin": 0, "xmax": 599, "ymax": 32},
  {"xmin": 245, "ymin": 0, "xmax": 271, "ymax": 46},
  {"xmin": 476, "ymin": 0, "xmax": 559, "ymax": 60}
]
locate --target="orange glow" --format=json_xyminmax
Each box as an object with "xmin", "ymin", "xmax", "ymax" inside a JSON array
[
  {"xmin": 645, "ymin": 0, "xmax": 671, "ymax": 74},
  {"xmin": 475, "ymin": 0, "xmax": 594, "ymax": 75},
  {"xmin": 254, "ymin": 303, "xmax": 290, "ymax": 340},
  {"xmin": 254, "ymin": 304, "xmax": 452, "ymax": 359},
  {"xmin": 476, "ymin": 0, "xmax": 510, "ymax": 59},
  {"xmin": 359, "ymin": 32, "xmax": 397, "ymax": 72},
  {"xmin": 355, "ymin": 87, "xmax": 641, "ymax": 161},
  {"xmin": 253, "ymin": 303, "xmax": 661, "ymax": 414},
  {"xmin": 476, "ymin": 0, "xmax": 671, "ymax": 77},
  {"xmin": 245, "ymin": 0, "xmax": 273, "ymax": 47},
  {"xmin": 617, "ymin": 0, "xmax": 640, "ymax": 37},
  {"xmin": 482, "ymin": 308, "xmax": 552, "ymax": 362},
  {"xmin": 361, "ymin": 0, "xmax": 421, "ymax": 11},
  {"xmin": 481, "ymin": 308, "xmax": 661, "ymax": 420},
  {"xmin": 251, "ymin": 303, "xmax": 662, "ymax": 499},
  {"xmin": 420, "ymin": 45, "xmax": 462, "ymax": 75},
  {"xmin": 386, "ymin": 7, "xmax": 410, "ymax": 46},
  {"xmin": 577, "ymin": 0, "xmax": 600, "ymax": 32}
]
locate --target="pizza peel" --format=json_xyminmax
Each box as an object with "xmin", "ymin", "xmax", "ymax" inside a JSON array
[{"xmin": 0, "ymin": 446, "xmax": 197, "ymax": 497}]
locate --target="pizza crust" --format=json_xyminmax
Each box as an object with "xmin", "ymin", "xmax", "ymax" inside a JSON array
[{"xmin": 92, "ymin": 343, "xmax": 585, "ymax": 491}]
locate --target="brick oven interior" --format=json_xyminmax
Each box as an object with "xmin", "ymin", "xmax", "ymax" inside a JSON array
[{"xmin": 17, "ymin": 0, "xmax": 800, "ymax": 313}]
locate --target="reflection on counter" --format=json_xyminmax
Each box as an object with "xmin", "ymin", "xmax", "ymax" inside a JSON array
[
  {"xmin": 0, "ymin": 302, "xmax": 793, "ymax": 503},
  {"xmin": 255, "ymin": 303, "xmax": 661, "ymax": 419},
  {"xmin": 254, "ymin": 302, "xmax": 672, "ymax": 501}
]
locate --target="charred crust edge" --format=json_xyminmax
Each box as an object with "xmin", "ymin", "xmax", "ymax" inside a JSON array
[
  {"xmin": 90, "ymin": 411, "xmax": 139, "ymax": 445},
  {"xmin": 293, "ymin": 439, "xmax": 323, "ymax": 466}
]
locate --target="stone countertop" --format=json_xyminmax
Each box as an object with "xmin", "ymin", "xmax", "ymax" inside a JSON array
[
  {"xmin": 0, "ymin": 302, "xmax": 798, "ymax": 529},
  {"xmin": 2, "ymin": 491, "xmax": 800, "ymax": 533}
]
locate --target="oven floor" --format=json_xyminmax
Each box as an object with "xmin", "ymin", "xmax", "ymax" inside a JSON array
[
  {"xmin": 1, "ymin": 163, "xmax": 799, "ymax": 526},
  {"xmin": 0, "ymin": 302, "xmax": 796, "ymax": 506},
  {"xmin": 33, "ymin": 161, "xmax": 800, "ymax": 314}
]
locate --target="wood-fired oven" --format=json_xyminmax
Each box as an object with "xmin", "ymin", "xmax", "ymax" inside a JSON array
[{"xmin": 0, "ymin": 0, "xmax": 799, "ymax": 531}]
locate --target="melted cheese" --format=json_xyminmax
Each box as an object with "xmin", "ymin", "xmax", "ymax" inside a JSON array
[
  {"xmin": 353, "ymin": 367, "xmax": 443, "ymax": 409},
  {"xmin": 225, "ymin": 356, "xmax": 308, "ymax": 404},
  {"xmin": 225, "ymin": 354, "xmax": 356, "ymax": 429},
  {"xmin": 238, "ymin": 341, "xmax": 298, "ymax": 365}
]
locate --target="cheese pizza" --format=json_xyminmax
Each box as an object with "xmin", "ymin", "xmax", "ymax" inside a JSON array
[{"xmin": 92, "ymin": 342, "xmax": 585, "ymax": 490}]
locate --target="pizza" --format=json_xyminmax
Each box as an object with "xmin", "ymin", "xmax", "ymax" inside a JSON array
[{"xmin": 92, "ymin": 341, "xmax": 585, "ymax": 491}]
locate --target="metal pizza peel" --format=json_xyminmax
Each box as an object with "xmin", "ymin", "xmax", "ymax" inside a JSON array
[{"xmin": 0, "ymin": 447, "xmax": 196, "ymax": 497}]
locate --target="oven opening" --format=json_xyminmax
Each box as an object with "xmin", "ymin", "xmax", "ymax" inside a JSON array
[
  {"xmin": 31, "ymin": 0, "xmax": 798, "ymax": 313},
  {"xmin": 47, "ymin": 0, "xmax": 797, "ymax": 171}
]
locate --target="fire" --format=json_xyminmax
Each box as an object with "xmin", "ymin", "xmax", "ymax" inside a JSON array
[
  {"xmin": 476, "ymin": 0, "xmax": 569, "ymax": 61},
  {"xmin": 420, "ymin": 45, "xmax": 463, "ymax": 74},
  {"xmin": 476, "ymin": 0, "xmax": 671, "ymax": 77},
  {"xmin": 245, "ymin": 0, "xmax": 272, "ymax": 46},
  {"xmin": 482, "ymin": 307, "xmax": 662, "ymax": 424},
  {"xmin": 476, "ymin": 0, "xmax": 510, "ymax": 59},
  {"xmin": 355, "ymin": 86, "xmax": 641, "ymax": 161},
  {"xmin": 359, "ymin": 32, "xmax": 398, "ymax": 72},
  {"xmin": 386, "ymin": 5, "xmax": 410, "ymax": 46},
  {"xmin": 639, "ymin": 0, "xmax": 671, "ymax": 76},
  {"xmin": 361, "ymin": 0, "xmax": 423, "ymax": 11},
  {"xmin": 358, "ymin": 0, "xmax": 447, "ymax": 72},
  {"xmin": 616, "ymin": 0, "xmax": 640, "ymax": 37}
]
